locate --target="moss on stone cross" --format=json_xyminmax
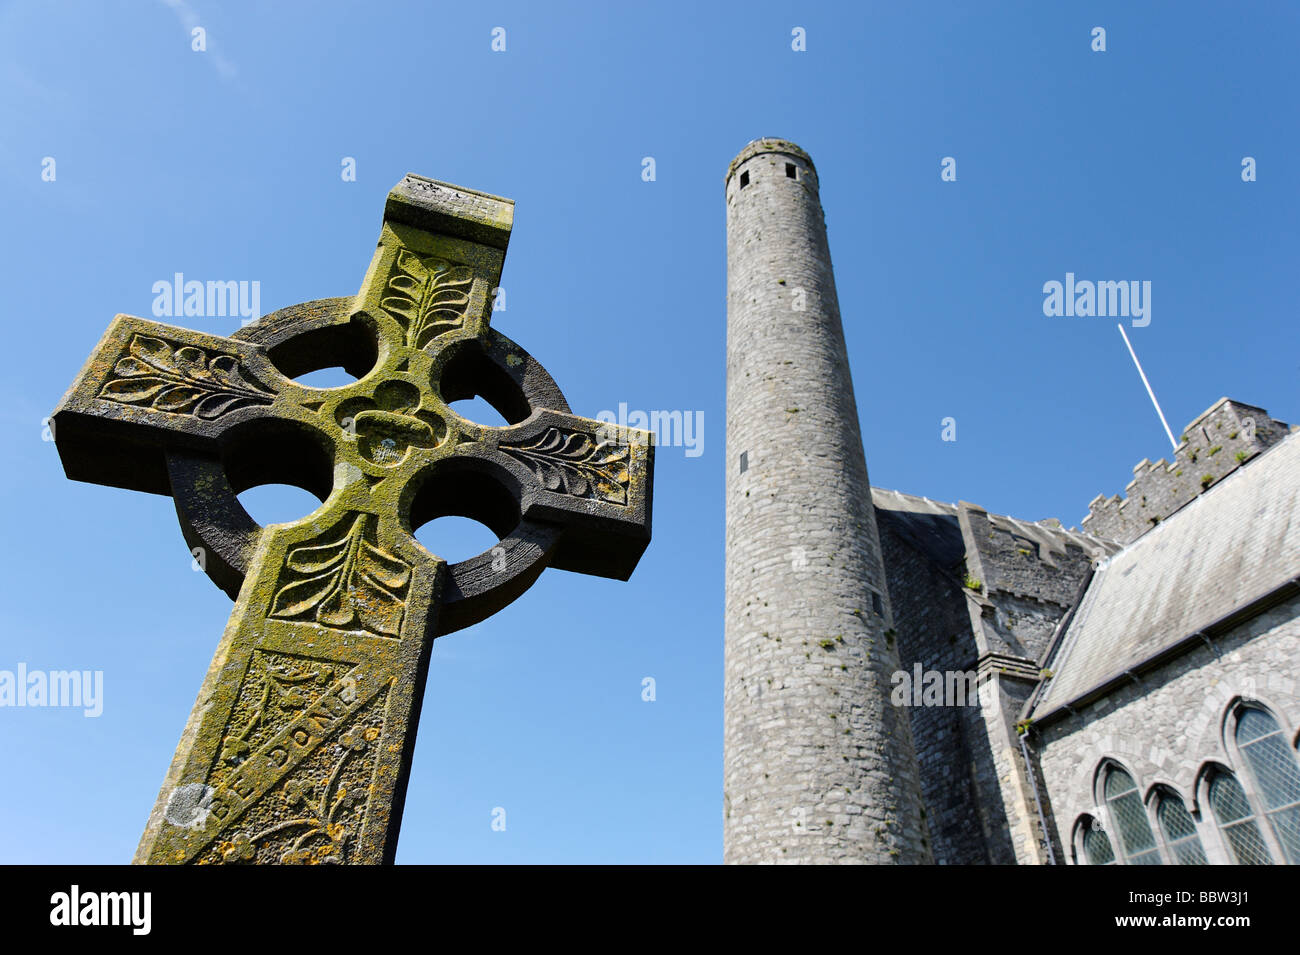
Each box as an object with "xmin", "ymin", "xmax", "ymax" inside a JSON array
[{"xmin": 51, "ymin": 174, "xmax": 654, "ymax": 864}]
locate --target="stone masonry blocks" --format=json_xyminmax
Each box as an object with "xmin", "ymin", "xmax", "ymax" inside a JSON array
[
  {"xmin": 723, "ymin": 139, "xmax": 932, "ymax": 863},
  {"xmin": 1083, "ymin": 399, "xmax": 1291, "ymax": 545}
]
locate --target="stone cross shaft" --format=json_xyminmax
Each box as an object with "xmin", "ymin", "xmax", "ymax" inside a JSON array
[{"xmin": 52, "ymin": 175, "xmax": 653, "ymax": 864}]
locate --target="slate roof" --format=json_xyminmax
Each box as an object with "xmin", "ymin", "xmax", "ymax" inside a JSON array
[{"xmin": 1032, "ymin": 428, "xmax": 1300, "ymax": 715}]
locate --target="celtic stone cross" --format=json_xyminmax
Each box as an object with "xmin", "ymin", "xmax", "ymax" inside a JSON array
[{"xmin": 51, "ymin": 176, "xmax": 653, "ymax": 864}]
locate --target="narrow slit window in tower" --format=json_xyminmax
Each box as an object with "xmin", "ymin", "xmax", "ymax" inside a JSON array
[
  {"xmin": 785, "ymin": 163, "xmax": 796, "ymax": 179},
  {"xmin": 739, "ymin": 171, "xmax": 749, "ymax": 188}
]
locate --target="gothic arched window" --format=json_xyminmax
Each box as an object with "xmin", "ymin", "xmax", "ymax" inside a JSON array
[
  {"xmin": 1079, "ymin": 817, "xmax": 1115, "ymax": 865},
  {"xmin": 1208, "ymin": 770, "xmax": 1273, "ymax": 864},
  {"xmin": 1234, "ymin": 706, "xmax": 1300, "ymax": 864},
  {"xmin": 1103, "ymin": 766, "xmax": 1161, "ymax": 865},
  {"xmin": 1155, "ymin": 793, "xmax": 1208, "ymax": 865}
]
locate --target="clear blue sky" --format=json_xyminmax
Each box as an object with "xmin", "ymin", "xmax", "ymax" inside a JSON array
[{"xmin": 1, "ymin": 1, "xmax": 1295, "ymax": 863}]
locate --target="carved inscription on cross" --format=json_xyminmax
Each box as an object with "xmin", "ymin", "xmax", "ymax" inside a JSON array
[{"xmin": 52, "ymin": 176, "xmax": 653, "ymax": 864}]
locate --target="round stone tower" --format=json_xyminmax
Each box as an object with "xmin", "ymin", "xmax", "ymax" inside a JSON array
[{"xmin": 723, "ymin": 139, "xmax": 931, "ymax": 863}]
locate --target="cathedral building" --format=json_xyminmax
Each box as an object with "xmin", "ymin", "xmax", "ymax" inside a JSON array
[{"xmin": 723, "ymin": 138, "xmax": 1300, "ymax": 864}]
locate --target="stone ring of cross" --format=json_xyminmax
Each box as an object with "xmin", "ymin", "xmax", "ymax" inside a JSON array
[
  {"xmin": 170, "ymin": 291, "xmax": 623, "ymax": 635},
  {"xmin": 52, "ymin": 175, "xmax": 653, "ymax": 864}
]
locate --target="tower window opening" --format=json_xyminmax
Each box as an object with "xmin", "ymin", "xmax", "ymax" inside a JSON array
[
  {"xmin": 871, "ymin": 591, "xmax": 884, "ymax": 615},
  {"xmin": 739, "ymin": 451, "xmax": 749, "ymax": 474},
  {"xmin": 785, "ymin": 163, "xmax": 796, "ymax": 179},
  {"xmin": 739, "ymin": 171, "xmax": 750, "ymax": 188}
]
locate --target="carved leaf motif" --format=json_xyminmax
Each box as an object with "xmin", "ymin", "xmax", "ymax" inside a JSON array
[
  {"xmin": 100, "ymin": 377, "xmax": 166, "ymax": 403},
  {"xmin": 210, "ymin": 354, "xmax": 261, "ymax": 390},
  {"xmin": 174, "ymin": 346, "xmax": 211, "ymax": 380},
  {"xmin": 99, "ymin": 334, "xmax": 275, "ymax": 419},
  {"xmin": 380, "ymin": 250, "xmax": 474, "ymax": 350},
  {"xmin": 154, "ymin": 386, "xmax": 205, "ymax": 412},
  {"xmin": 284, "ymin": 536, "xmax": 351, "ymax": 576},
  {"xmin": 500, "ymin": 427, "xmax": 631, "ymax": 505},
  {"xmin": 270, "ymin": 514, "xmax": 411, "ymax": 637},
  {"xmin": 131, "ymin": 333, "xmax": 180, "ymax": 373}
]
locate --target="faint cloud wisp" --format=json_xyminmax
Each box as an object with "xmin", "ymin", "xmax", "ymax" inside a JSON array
[{"xmin": 159, "ymin": 0, "xmax": 237, "ymax": 82}]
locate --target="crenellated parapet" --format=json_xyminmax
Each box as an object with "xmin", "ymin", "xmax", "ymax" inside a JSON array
[{"xmin": 1082, "ymin": 398, "xmax": 1291, "ymax": 545}]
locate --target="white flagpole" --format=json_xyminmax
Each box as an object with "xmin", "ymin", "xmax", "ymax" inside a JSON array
[{"xmin": 1117, "ymin": 323, "xmax": 1178, "ymax": 452}]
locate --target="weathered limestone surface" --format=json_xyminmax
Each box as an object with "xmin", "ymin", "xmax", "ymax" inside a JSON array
[
  {"xmin": 1083, "ymin": 398, "xmax": 1290, "ymax": 545},
  {"xmin": 873, "ymin": 489, "xmax": 1111, "ymax": 864},
  {"xmin": 52, "ymin": 175, "xmax": 653, "ymax": 864},
  {"xmin": 720, "ymin": 138, "xmax": 1299, "ymax": 867},
  {"xmin": 723, "ymin": 139, "xmax": 931, "ymax": 863},
  {"xmin": 1035, "ymin": 594, "xmax": 1300, "ymax": 864}
]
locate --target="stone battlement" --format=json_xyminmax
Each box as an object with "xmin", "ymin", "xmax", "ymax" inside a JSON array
[{"xmin": 1082, "ymin": 398, "xmax": 1291, "ymax": 545}]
